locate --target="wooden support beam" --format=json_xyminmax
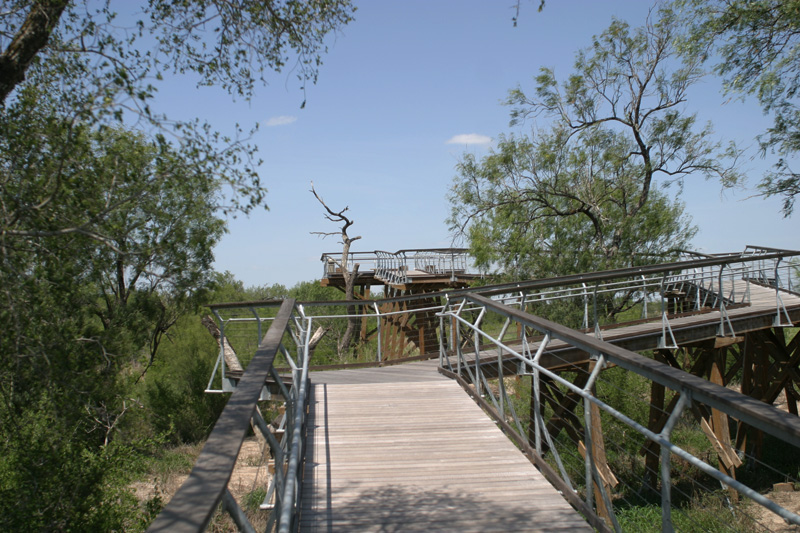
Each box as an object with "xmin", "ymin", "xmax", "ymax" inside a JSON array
[
  {"xmin": 708, "ymin": 348, "xmax": 740, "ymax": 501},
  {"xmin": 359, "ymin": 286, "xmax": 370, "ymax": 342},
  {"xmin": 201, "ymin": 315, "xmax": 243, "ymax": 373},
  {"xmin": 586, "ymin": 384, "xmax": 618, "ymax": 524}
]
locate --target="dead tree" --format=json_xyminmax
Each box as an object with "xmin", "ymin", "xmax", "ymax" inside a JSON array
[{"xmin": 310, "ymin": 183, "xmax": 361, "ymax": 355}]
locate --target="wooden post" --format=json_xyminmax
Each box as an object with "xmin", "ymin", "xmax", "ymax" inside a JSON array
[
  {"xmin": 707, "ymin": 348, "xmax": 741, "ymax": 501},
  {"xmin": 360, "ymin": 286, "xmax": 370, "ymax": 342},
  {"xmin": 588, "ymin": 360, "xmax": 617, "ymax": 524}
]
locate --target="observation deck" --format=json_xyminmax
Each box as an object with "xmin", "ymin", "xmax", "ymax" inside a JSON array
[{"xmin": 319, "ymin": 248, "xmax": 482, "ymax": 291}]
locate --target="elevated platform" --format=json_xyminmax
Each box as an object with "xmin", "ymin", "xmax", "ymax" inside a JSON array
[{"xmin": 319, "ymin": 248, "xmax": 482, "ymax": 291}]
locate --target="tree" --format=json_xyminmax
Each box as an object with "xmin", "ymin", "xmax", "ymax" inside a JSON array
[
  {"xmin": 310, "ymin": 184, "xmax": 361, "ymax": 355},
  {"xmin": 0, "ymin": 0, "xmax": 355, "ymax": 104},
  {"xmin": 0, "ymin": 0, "xmax": 356, "ymax": 215},
  {"xmin": 1, "ymin": 81, "xmax": 227, "ymax": 366},
  {"xmin": 450, "ymin": 129, "xmax": 697, "ymax": 282},
  {"xmin": 0, "ymin": 1, "xmax": 355, "ymax": 528},
  {"xmin": 450, "ymin": 14, "xmax": 735, "ymax": 286},
  {"xmin": 0, "ymin": 107, "xmax": 230, "ymax": 529},
  {"xmin": 674, "ymin": 0, "xmax": 800, "ymax": 216}
]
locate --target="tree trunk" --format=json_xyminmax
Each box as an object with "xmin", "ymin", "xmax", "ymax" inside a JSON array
[
  {"xmin": 201, "ymin": 315, "xmax": 243, "ymax": 373},
  {"xmin": 0, "ymin": 1, "xmax": 68, "ymax": 104},
  {"xmin": 339, "ymin": 264, "xmax": 360, "ymax": 355}
]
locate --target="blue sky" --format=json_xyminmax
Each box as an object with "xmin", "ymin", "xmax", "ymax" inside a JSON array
[{"xmin": 157, "ymin": 1, "xmax": 797, "ymax": 288}]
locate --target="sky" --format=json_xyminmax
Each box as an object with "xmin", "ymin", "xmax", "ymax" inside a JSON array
[{"xmin": 154, "ymin": 1, "xmax": 797, "ymax": 288}]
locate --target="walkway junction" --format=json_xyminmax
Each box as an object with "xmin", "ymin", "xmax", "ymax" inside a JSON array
[{"xmin": 150, "ymin": 245, "xmax": 800, "ymax": 532}]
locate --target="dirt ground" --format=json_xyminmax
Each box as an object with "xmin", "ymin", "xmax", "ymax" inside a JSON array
[
  {"xmin": 752, "ymin": 490, "xmax": 800, "ymax": 532},
  {"xmin": 133, "ymin": 437, "xmax": 272, "ymax": 529}
]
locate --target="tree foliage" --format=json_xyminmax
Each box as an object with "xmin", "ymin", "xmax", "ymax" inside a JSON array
[
  {"xmin": 0, "ymin": 0, "xmax": 355, "ymax": 216},
  {"xmin": 450, "ymin": 14, "xmax": 735, "ymax": 281},
  {"xmin": 0, "ymin": 112, "xmax": 228, "ymax": 529},
  {"xmin": 450, "ymin": 130, "xmax": 696, "ymax": 280},
  {"xmin": 0, "ymin": 0, "xmax": 354, "ymax": 528},
  {"xmin": 674, "ymin": 0, "xmax": 800, "ymax": 215}
]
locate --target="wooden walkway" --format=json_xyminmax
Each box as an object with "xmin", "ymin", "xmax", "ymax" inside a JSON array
[
  {"xmin": 296, "ymin": 282, "xmax": 800, "ymax": 531},
  {"xmin": 300, "ymin": 363, "xmax": 592, "ymax": 532}
]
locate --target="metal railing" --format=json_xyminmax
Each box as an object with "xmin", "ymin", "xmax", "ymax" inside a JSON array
[
  {"xmin": 148, "ymin": 299, "xmax": 313, "ymax": 533},
  {"xmin": 320, "ymin": 248, "xmax": 477, "ymax": 285},
  {"xmin": 152, "ymin": 246, "xmax": 800, "ymax": 531},
  {"xmin": 439, "ymin": 292, "xmax": 800, "ymax": 532},
  {"xmin": 202, "ymin": 248, "xmax": 800, "ymax": 388}
]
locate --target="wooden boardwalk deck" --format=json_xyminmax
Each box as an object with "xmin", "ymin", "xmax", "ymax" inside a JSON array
[
  {"xmin": 300, "ymin": 365, "xmax": 592, "ymax": 532},
  {"xmin": 296, "ymin": 282, "xmax": 800, "ymax": 531}
]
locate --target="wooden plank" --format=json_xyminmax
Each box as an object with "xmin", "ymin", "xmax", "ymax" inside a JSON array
[{"xmin": 301, "ymin": 376, "xmax": 592, "ymax": 532}]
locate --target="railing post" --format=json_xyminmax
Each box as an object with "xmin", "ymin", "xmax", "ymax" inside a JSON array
[
  {"xmin": 371, "ymin": 302, "xmax": 382, "ymax": 363},
  {"xmin": 582, "ymin": 283, "xmax": 589, "ymax": 330},
  {"xmin": 660, "ymin": 392, "xmax": 690, "ymax": 533},
  {"xmin": 592, "ymin": 283, "xmax": 601, "ymax": 339},
  {"xmin": 641, "ymin": 275, "xmax": 648, "ymax": 320},
  {"xmin": 473, "ymin": 306, "xmax": 486, "ymax": 397},
  {"xmin": 531, "ymin": 333, "xmax": 550, "ymax": 456}
]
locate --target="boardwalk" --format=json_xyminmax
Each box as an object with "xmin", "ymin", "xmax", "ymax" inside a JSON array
[
  {"xmin": 300, "ymin": 363, "xmax": 592, "ymax": 532},
  {"xmin": 297, "ymin": 282, "xmax": 800, "ymax": 531}
]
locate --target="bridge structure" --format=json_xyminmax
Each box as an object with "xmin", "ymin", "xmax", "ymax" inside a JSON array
[
  {"xmin": 319, "ymin": 248, "xmax": 482, "ymax": 356},
  {"xmin": 149, "ymin": 246, "xmax": 800, "ymax": 532}
]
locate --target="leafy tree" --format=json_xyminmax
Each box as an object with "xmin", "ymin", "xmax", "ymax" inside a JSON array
[
  {"xmin": 673, "ymin": 0, "xmax": 800, "ymax": 216},
  {"xmin": 1, "ymin": 82, "xmax": 227, "ymax": 367},
  {"xmin": 0, "ymin": 0, "xmax": 355, "ymax": 219},
  {"xmin": 0, "ymin": 107, "xmax": 229, "ymax": 529},
  {"xmin": 0, "ymin": 0, "xmax": 355, "ymax": 105},
  {"xmin": 450, "ymin": 129, "xmax": 696, "ymax": 282},
  {"xmin": 450, "ymin": 14, "xmax": 736, "ymax": 286},
  {"xmin": 0, "ymin": 1, "xmax": 355, "ymax": 528},
  {"xmin": 140, "ymin": 312, "xmax": 229, "ymax": 445}
]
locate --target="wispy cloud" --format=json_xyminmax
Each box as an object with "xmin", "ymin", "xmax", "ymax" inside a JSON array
[
  {"xmin": 446, "ymin": 133, "xmax": 492, "ymax": 145},
  {"xmin": 265, "ymin": 115, "xmax": 297, "ymax": 127}
]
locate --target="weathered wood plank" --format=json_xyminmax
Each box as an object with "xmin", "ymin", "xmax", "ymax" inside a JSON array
[{"xmin": 300, "ymin": 376, "xmax": 592, "ymax": 532}]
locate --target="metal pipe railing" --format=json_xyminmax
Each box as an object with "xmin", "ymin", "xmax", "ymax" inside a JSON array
[
  {"xmin": 441, "ymin": 292, "xmax": 800, "ymax": 530},
  {"xmin": 148, "ymin": 299, "xmax": 296, "ymax": 532}
]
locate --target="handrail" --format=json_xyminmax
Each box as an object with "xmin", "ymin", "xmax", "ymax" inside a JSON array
[
  {"xmin": 226, "ymin": 247, "xmax": 800, "ymax": 312},
  {"xmin": 441, "ymin": 292, "xmax": 800, "ymax": 530},
  {"xmin": 462, "ymin": 293, "xmax": 800, "ymax": 446},
  {"xmin": 208, "ymin": 249, "xmax": 799, "ymax": 372},
  {"xmin": 148, "ymin": 299, "xmax": 296, "ymax": 532},
  {"xmin": 276, "ymin": 315, "xmax": 313, "ymax": 533},
  {"xmin": 320, "ymin": 248, "xmax": 478, "ymax": 284}
]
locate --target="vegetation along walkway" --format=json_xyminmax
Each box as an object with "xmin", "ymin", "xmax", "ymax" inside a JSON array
[{"xmin": 299, "ymin": 362, "xmax": 592, "ymax": 532}]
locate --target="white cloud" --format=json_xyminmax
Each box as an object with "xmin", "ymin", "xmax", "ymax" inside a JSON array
[
  {"xmin": 445, "ymin": 133, "xmax": 492, "ymax": 145},
  {"xmin": 265, "ymin": 115, "xmax": 297, "ymax": 127}
]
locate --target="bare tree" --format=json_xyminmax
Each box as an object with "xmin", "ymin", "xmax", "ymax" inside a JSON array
[{"xmin": 310, "ymin": 183, "xmax": 361, "ymax": 355}]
